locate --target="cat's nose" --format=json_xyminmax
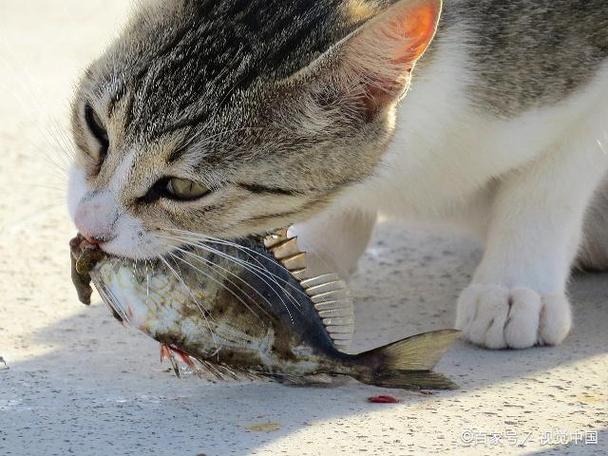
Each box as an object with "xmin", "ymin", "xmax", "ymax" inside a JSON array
[{"xmin": 74, "ymin": 196, "xmax": 118, "ymax": 247}]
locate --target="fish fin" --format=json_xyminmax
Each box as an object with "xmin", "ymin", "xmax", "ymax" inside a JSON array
[
  {"xmin": 354, "ymin": 329, "xmax": 460, "ymax": 390},
  {"xmin": 366, "ymin": 329, "xmax": 460, "ymax": 371},
  {"xmin": 265, "ymin": 228, "xmax": 356, "ymax": 350},
  {"xmin": 301, "ymin": 274, "xmax": 354, "ymax": 350},
  {"xmin": 370, "ymin": 370, "xmax": 458, "ymax": 390},
  {"xmin": 263, "ymin": 227, "xmax": 291, "ymax": 249},
  {"xmin": 193, "ymin": 361, "xmax": 267, "ymax": 383},
  {"xmin": 275, "ymin": 373, "xmax": 348, "ymax": 387}
]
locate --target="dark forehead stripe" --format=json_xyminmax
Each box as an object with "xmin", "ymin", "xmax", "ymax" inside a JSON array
[
  {"xmin": 124, "ymin": 0, "xmax": 365, "ymax": 139},
  {"xmin": 107, "ymin": 85, "xmax": 127, "ymax": 118}
]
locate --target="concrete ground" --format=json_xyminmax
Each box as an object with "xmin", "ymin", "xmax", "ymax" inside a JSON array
[{"xmin": 1, "ymin": 2, "xmax": 607, "ymax": 455}]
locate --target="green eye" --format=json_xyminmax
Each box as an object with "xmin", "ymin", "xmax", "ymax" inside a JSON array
[
  {"xmin": 141, "ymin": 177, "xmax": 211, "ymax": 204},
  {"xmin": 166, "ymin": 178, "xmax": 210, "ymax": 201}
]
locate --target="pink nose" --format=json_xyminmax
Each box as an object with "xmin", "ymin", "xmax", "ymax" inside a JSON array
[{"xmin": 74, "ymin": 201, "xmax": 116, "ymax": 246}]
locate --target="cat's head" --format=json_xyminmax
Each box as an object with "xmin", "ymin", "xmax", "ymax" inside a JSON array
[{"xmin": 68, "ymin": 0, "xmax": 441, "ymax": 259}]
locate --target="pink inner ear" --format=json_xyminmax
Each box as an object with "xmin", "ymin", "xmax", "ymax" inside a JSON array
[
  {"xmin": 331, "ymin": 1, "xmax": 441, "ymax": 116},
  {"xmin": 392, "ymin": 2, "xmax": 441, "ymax": 66}
]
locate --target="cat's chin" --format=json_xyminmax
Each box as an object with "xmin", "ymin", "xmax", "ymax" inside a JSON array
[{"xmin": 94, "ymin": 235, "xmax": 173, "ymax": 262}]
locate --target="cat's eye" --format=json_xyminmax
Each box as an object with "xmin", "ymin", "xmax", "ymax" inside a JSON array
[
  {"xmin": 142, "ymin": 177, "xmax": 211, "ymax": 203},
  {"xmin": 166, "ymin": 178, "xmax": 210, "ymax": 200},
  {"xmin": 84, "ymin": 104, "xmax": 109, "ymax": 160}
]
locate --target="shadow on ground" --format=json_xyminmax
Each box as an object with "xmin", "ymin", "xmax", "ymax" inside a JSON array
[
  {"xmin": 1, "ymin": 222, "xmax": 607, "ymax": 455},
  {"xmin": 528, "ymin": 429, "xmax": 608, "ymax": 456}
]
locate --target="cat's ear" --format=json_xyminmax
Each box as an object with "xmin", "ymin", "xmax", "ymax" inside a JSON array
[{"xmin": 299, "ymin": 0, "xmax": 442, "ymax": 116}]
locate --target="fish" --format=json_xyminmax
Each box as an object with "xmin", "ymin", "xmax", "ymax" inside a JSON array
[{"xmin": 70, "ymin": 229, "xmax": 460, "ymax": 390}]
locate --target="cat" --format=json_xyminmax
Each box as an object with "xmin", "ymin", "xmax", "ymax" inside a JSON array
[{"xmin": 67, "ymin": 0, "xmax": 608, "ymax": 350}]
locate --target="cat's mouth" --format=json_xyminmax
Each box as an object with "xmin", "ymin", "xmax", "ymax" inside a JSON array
[
  {"xmin": 70, "ymin": 233, "xmax": 168, "ymax": 305},
  {"xmin": 71, "ymin": 232, "xmax": 198, "ymax": 267},
  {"xmin": 70, "ymin": 232, "xmax": 180, "ymax": 261},
  {"xmin": 70, "ymin": 235, "xmax": 105, "ymax": 262}
]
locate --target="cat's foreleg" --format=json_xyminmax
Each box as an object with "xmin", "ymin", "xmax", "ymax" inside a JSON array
[
  {"xmin": 456, "ymin": 137, "xmax": 608, "ymax": 349},
  {"xmin": 290, "ymin": 209, "xmax": 376, "ymax": 280},
  {"xmin": 578, "ymin": 173, "xmax": 608, "ymax": 271}
]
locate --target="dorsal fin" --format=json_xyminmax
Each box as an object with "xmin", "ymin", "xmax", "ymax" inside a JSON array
[{"xmin": 264, "ymin": 228, "xmax": 355, "ymax": 351}]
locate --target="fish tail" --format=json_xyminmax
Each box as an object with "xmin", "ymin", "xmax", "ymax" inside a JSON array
[{"xmin": 352, "ymin": 329, "xmax": 460, "ymax": 390}]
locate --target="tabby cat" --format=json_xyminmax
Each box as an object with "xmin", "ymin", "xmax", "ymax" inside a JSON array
[{"xmin": 68, "ymin": 0, "xmax": 608, "ymax": 349}]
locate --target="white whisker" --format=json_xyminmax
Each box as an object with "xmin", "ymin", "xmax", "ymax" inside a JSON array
[
  {"xmin": 164, "ymin": 229, "xmax": 311, "ymax": 306},
  {"xmin": 168, "ymin": 251, "xmax": 269, "ymax": 323},
  {"xmin": 161, "ymin": 232, "xmax": 303, "ymax": 305},
  {"xmin": 171, "ymin": 246, "xmax": 275, "ymax": 318},
  {"xmin": 158, "ymin": 255, "xmax": 220, "ymax": 348},
  {"xmin": 158, "ymin": 233, "xmax": 301, "ymax": 323}
]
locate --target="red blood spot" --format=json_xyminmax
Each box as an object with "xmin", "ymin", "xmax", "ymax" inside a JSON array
[{"xmin": 368, "ymin": 395, "xmax": 400, "ymax": 404}]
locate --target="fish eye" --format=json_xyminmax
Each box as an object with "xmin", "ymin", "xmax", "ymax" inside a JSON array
[
  {"xmin": 142, "ymin": 177, "xmax": 211, "ymax": 203},
  {"xmin": 84, "ymin": 103, "xmax": 109, "ymax": 161}
]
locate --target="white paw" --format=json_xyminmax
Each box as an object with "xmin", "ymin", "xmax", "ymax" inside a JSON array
[{"xmin": 455, "ymin": 285, "xmax": 572, "ymax": 349}]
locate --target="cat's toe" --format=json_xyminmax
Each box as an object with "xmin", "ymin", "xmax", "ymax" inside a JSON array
[
  {"xmin": 455, "ymin": 285, "xmax": 511, "ymax": 349},
  {"xmin": 538, "ymin": 294, "xmax": 572, "ymax": 346},
  {"xmin": 456, "ymin": 285, "xmax": 572, "ymax": 349}
]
